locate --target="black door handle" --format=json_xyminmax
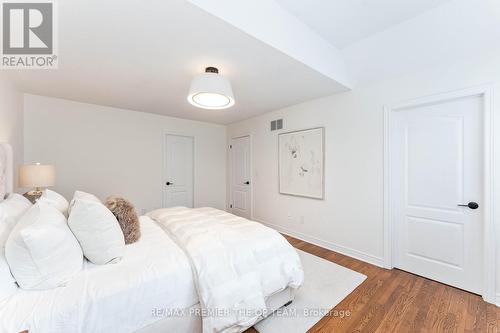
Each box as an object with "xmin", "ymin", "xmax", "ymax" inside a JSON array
[
  {"xmin": 458, "ymin": 202, "xmax": 479, "ymax": 209},
  {"xmin": 244, "ymin": 181, "xmax": 250, "ymax": 185},
  {"xmin": 166, "ymin": 181, "xmax": 174, "ymax": 186}
]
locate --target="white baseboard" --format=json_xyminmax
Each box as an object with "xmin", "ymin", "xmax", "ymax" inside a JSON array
[{"xmin": 256, "ymin": 219, "xmax": 386, "ymax": 268}]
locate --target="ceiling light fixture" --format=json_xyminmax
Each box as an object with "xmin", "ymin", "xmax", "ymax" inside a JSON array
[{"xmin": 187, "ymin": 67, "xmax": 235, "ymax": 110}]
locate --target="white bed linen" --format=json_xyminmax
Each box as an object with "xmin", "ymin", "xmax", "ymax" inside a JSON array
[
  {"xmin": 148, "ymin": 207, "xmax": 304, "ymax": 333},
  {"xmin": 0, "ymin": 217, "xmax": 198, "ymax": 333}
]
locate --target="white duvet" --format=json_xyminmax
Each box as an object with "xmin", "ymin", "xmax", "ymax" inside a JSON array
[
  {"xmin": 0, "ymin": 217, "xmax": 198, "ymax": 333},
  {"xmin": 147, "ymin": 207, "xmax": 304, "ymax": 333}
]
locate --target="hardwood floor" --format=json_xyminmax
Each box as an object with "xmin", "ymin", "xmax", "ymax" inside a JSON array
[{"xmin": 246, "ymin": 235, "xmax": 500, "ymax": 333}]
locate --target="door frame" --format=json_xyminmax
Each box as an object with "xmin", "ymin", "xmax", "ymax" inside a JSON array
[
  {"xmin": 383, "ymin": 85, "xmax": 495, "ymax": 303},
  {"xmin": 229, "ymin": 134, "xmax": 253, "ymax": 219},
  {"xmin": 162, "ymin": 133, "xmax": 195, "ymax": 208}
]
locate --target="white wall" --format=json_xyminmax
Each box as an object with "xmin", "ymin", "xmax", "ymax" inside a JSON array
[
  {"xmin": 24, "ymin": 95, "xmax": 226, "ymax": 213},
  {"xmin": 0, "ymin": 75, "xmax": 23, "ymax": 190},
  {"xmin": 228, "ymin": 0, "xmax": 500, "ymax": 304},
  {"xmin": 228, "ymin": 52, "xmax": 500, "ymax": 301}
]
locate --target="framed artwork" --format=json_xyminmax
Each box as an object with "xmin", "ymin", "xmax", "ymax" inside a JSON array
[{"xmin": 278, "ymin": 127, "xmax": 324, "ymax": 199}]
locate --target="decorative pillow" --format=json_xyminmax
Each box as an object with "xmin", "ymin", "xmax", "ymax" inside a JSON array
[
  {"xmin": 0, "ymin": 248, "xmax": 17, "ymax": 301},
  {"xmin": 5, "ymin": 203, "xmax": 83, "ymax": 290},
  {"xmin": 0, "ymin": 221, "xmax": 11, "ymax": 247},
  {"xmin": 72, "ymin": 190, "xmax": 100, "ymax": 202},
  {"xmin": 0, "ymin": 194, "xmax": 31, "ymax": 299},
  {"xmin": 38, "ymin": 189, "xmax": 69, "ymax": 216},
  {"xmin": 68, "ymin": 198, "xmax": 125, "ymax": 264},
  {"xmin": 105, "ymin": 196, "xmax": 141, "ymax": 244},
  {"xmin": 0, "ymin": 193, "xmax": 32, "ymax": 245},
  {"xmin": 68, "ymin": 190, "xmax": 101, "ymax": 215},
  {"xmin": 0, "ymin": 220, "xmax": 17, "ymax": 300}
]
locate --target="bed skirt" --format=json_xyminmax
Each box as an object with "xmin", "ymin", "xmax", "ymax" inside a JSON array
[{"xmin": 136, "ymin": 287, "xmax": 296, "ymax": 333}]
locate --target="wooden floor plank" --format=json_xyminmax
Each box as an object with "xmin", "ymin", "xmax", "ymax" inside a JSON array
[{"xmin": 245, "ymin": 235, "xmax": 500, "ymax": 333}]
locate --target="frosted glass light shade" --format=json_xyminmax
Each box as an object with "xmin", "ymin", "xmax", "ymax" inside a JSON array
[
  {"xmin": 19, "ymin": 164, "xmax": 55, "ymax": 188},
  {"xmin": 187, "ymin": 72, "xmax": 235, "ymax": 110}
]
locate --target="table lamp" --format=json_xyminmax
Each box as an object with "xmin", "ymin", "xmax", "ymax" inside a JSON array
[{"xmin": 19, "ymin": 163, "xmax": 55, "ymax": 203}]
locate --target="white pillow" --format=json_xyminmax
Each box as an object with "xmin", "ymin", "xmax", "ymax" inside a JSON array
[
  {"xmin": 0, "ymin": 194, "xmax": 30, "ymax": 300},
  {"xmin": 0, "ymin": 222, "xmax": 11, "ymax": 247},
  {"xmin": 38, "ymin": 189, "xmax": 69, "ymax": 216},
  {"xmin": 0, "ymin": 248, "xmax": 17, "ymax": 301},
  {"xmin": 0, "ymin": 194, "xmax": 32, "ymax": 244},
  {"xmin": 0, "ymin": 222, "xmax": 17, "ymax": 301},
  {"xmin": 5, "ymin": 203, "xmax": 83, "ymax": 290},
  {"xmin": 73, "ymin": 190, "xmax": 100, "ymax": 202},
  {"xmin": 68, "ymin": 199, "xmax": 125, "ymax": 265},
  {"xmin": 0, "ymin": 247, "xmax": 18, "ymax": 302},
  {"xmin": 68, "ymin": 190, "xmax": 101, "ymax": 215}
]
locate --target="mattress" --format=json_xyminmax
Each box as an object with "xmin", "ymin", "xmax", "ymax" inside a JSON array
[{"xmin": 0, "ymin": 217, "xmax": 198, "ymax": 333}]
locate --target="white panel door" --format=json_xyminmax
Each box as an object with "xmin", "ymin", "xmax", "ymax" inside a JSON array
[
  {"xmin": 391, "ymin": 95, "xmax": 483, "ymax": 293},
  {"xmin": 164, "ymin": 135, "xmax": 194, "ymax": 208},
  {"xmin": 231, "ymin": 136, "xmax": 251, "ymax": 219}
]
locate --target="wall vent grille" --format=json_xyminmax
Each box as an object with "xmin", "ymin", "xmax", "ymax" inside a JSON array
[{"xmin": 270, "ymin": 119, "xmax": 283, "ymax": 131}]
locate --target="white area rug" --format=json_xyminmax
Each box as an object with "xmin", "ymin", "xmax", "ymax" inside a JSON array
[{"xmin": 255, "ymin": 249, "xmax": 367, "ymax": 333}]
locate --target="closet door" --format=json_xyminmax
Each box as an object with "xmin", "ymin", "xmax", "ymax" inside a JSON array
[{"xmin": 164, "ymin": 134, "xmax": 194, "ymax": 208}]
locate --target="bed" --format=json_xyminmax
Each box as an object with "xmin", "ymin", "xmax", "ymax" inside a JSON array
[
  {"xmin": 0, "ymin": 143, "xmax": 303, "ymax": 333},
  {"xmin": 1, "ymin": 217, "xmax": 198, "ymax": 332}
]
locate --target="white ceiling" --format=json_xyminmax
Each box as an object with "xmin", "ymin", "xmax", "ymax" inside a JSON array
[
  {"xmin": 6, "ymin": 0, "xmax": 346, "ymax": 125},
  {"xmin": 341, "ymin": 0, "xmax": 500, "ymax": 82},
  {"xmin": 7, "ymin": 0, "xmax": 457, "ymax": 124},
  {"xmin": 275, "ymin": 0, "xmax": 453, "ymax": 48}
]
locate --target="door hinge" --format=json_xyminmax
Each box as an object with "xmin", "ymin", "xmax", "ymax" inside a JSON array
[
  {"xmin": 229, "ymin": 145, "xmax": 232, "ymax": 149},
  {"xmin": 230, "ymin": 204, "xmax": 233, "ymax": 208}
]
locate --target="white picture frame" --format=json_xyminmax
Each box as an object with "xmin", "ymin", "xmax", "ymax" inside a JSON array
[{"xmin": 278, "ymin": 127, "xmax": 324, "ymax": 199}]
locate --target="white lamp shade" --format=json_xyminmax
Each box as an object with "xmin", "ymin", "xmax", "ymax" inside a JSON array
[
  {"xmin": 19, "ymin": 164, "xmax": 55, "ymax": 188},
  {"xmin": 187, "ymin": 72, "xmax": 235, "ymax": 110}
]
